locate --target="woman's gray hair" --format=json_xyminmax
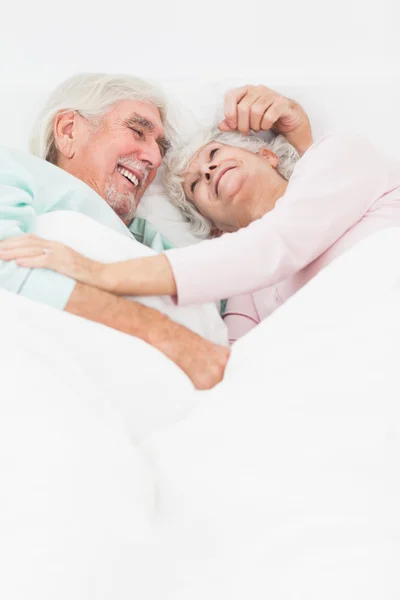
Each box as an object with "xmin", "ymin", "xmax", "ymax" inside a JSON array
[
  {"xmin": 164, "ymin": 128, "xmax": 299, "ymax": 236},
  {"xmin": 29, "ymin": 72, "xmax": 168, "ymax": 164}
]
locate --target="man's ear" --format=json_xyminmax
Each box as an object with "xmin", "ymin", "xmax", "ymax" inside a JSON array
[
  {"xmin": 53, "ymin": 110, "xmax": 77, "ymax": 160},
  {"xmin": 258, "ymin": 147, "xmax": 279, "ymax": 169}
]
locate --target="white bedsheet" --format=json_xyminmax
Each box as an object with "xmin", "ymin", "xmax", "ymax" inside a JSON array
[{"xmin": 1, "ymin": 228, "xmax": 400, "ymax": 599}]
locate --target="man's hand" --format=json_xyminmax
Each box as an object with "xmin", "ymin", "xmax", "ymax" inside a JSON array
[
  {"xmin": 66, "ymin": 283, "xmax": 230, "ymax": 390},
  {"xmin": 218, "ymin": 84, "xmax": 312, "ymax": 155},
  {"xmin": 160, "ymin": 325, "xmax": 231, "ymax": 391}
]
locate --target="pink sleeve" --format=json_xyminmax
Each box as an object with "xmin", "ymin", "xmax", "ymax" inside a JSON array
[
  {"xmin": 166, "ymin": 134, "xmax": 390, "ymax": 306},
  {"xmin": 223, "ymin": 292, "xmax": 261, "ymax": 344}
]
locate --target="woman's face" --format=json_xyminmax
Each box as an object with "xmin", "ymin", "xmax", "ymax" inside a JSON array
[{"xmin": 183, "ymin": 141, "xmax": 281, "ymax": 232}]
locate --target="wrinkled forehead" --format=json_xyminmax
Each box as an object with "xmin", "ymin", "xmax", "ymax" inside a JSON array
[{"xmin": 109, "ymin": 99, "xmax": 165, "ymax": 136}]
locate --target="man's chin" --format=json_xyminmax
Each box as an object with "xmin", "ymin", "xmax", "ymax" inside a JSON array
[
  {"xmin": 105, "ymin": 191, "xmax": 138, "ymax": 224},
  {"xmin": 120, "ymin": 198, "xmax": 138, "ymax": 224}
]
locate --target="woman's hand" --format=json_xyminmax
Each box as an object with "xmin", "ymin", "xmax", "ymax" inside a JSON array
[
  {"xmin": 218, "ymin": 84, "xmax": 312, "ymax": 155},
  {"xmin": 0, "ymin": 234, "xmax": 108, "ymax": 288},
  {"xmin": 0, "ymin": 235, "xmax": 178, "ymax": 297}
]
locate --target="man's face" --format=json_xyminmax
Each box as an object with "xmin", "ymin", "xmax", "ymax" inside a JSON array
[
  {"xmin": 66, "ymin": 100, "xmax": 168, "ymax": 224},
  {"xmin": 183, "ymin": 142, "xmax": 279, "ymax": 232}
]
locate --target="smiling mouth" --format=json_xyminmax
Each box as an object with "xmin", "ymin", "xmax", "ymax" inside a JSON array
[
  {"xmin": 215, "ymin": 166, "xmax": 236, "ymax": 196},
  {"xmin": 117, "ymin": 165, "xmax": 142, "ymax": 188}
]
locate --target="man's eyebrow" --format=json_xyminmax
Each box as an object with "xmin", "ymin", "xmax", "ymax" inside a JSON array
[
  {"xmin": 125, "ymin": 113, "xmax": 154, "ymax": 130},
  {"xmin": 125, "ymin": 112, "xmax": 170, "ymax": 156}
]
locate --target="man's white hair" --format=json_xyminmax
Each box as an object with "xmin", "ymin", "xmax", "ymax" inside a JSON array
[
  {"xmin": 164, "ymin": 128, "xmax": 299, "ymax": 236},
  {"xmin": 29, "ymin": 72, "xmax": 168, "ymax": 164}
]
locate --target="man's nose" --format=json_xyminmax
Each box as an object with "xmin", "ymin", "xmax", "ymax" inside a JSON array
[{"xmin": 136, "ymin": 141, "xmax": 163, "ymax": 170}]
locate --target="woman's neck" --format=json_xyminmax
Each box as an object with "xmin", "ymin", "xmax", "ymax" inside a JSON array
[{"xmin": 252, "ymin": 178, "xmax": 288, "ymax": 221}]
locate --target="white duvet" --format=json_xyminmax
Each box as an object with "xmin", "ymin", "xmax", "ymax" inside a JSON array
[{"xmin": 1, "ymin": 226, "xmax": 400, "ymax": 599}]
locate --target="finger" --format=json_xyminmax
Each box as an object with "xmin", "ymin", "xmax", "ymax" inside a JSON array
[
  {"xmin": 250, "ymin": 97, "xmax": 274, "ymax": 132},
  {"xmin": 260, "ymin": 97, "xmax": 292, "ymax": 131},
  {"xmin": 218, "ymin": 119, "xmax": 235, "ymax": 132},
  {"xmin": 260, "ymin": 105, "xmax": 282, "ymax": 131},
  {"xmin": 223, "ymin": 86, "xmax": 250, "ymax": 129},
  {"xmin": 17, "ymin": 254, "xmax": 75, "ymax": 277},
  {"xmin": 16, "ymin": 255, "xmax": 49, "ymax": 269},
  {"xmin": 0, "ymin": 235, "xmax": 45, "ymax": 250},
  {"xmin": 237, "ymin": 90, "xmax": 263, "ymax": 135},
  {"xmin": 0, "ymin": 247, "xmax": 48, "ymax": 261}
]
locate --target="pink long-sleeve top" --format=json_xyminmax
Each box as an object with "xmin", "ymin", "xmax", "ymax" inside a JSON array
[{"xmin": 166, "ymin": 134, "xmax": 400, "ymax": 342}]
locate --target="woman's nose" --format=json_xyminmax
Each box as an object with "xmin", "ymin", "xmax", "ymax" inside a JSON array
[{"xmin": 204, "ymin": 164, "xmax": 217, "ymax": 181}]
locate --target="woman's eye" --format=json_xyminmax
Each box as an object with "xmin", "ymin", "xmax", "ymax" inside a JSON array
[
  {"xmin": 209, "ymin": 148, "xmax": 218, "ymax": 161},
  {"xmin": 190, "ymin": 179, "xmax": 199, "ymax": 194}
]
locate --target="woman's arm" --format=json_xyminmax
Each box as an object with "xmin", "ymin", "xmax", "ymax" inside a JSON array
[
  {"xmin": 223, "ymin": 293, "xmax": 261, "ymax": 344},
  {"xmin": 0, "ymin": 236, "xmax": 177, "ymax": 296},
  {"xmin": 275, "ymin": 101, "xmax": 313, "ymax": 156}
]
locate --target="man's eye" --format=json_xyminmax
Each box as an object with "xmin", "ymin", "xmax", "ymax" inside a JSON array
[
  {"xmin": 130, "ymin": 128, "xmax": 144, "ymax": 138},
  {"xmin": 158, "ymin": 144, "xmax": 167, "ymax": 158},
  {"xmin": 209, "ymin": 148, "xmax": 218, "ymax": 161},
  {"xmin": 190, "ymin": 179, "xmax": 199, "ymax": 194}
]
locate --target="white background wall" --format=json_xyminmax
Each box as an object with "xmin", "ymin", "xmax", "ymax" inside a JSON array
[
  {"xmin": 0, "ymin": 0, "xmax": 399, "ymax": 156},
  {"xmin": 0, "ymin": 0, "xmax": 398, "ymax": 86}
]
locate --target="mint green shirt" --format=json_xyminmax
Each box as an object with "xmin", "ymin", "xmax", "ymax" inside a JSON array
[{"xmin": 0, "ymin": 147, "xmax": 171, "ymax": 309}]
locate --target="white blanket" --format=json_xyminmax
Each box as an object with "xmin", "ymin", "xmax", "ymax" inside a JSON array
[
  {"xmin": 34, "ymin": 211, "xmax": 229, "ymax": 347},
  {"xmin": 1, "ymin": 228, "xmax": 400, "ymax": 599}
]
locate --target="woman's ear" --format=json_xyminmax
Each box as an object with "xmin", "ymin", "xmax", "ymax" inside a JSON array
[
  {"xmin": 210, "ymin": 226, "xmax": 223, "ymax": 238},
  {"xmin": 53, "ymin": 110, "xmax": 77, "ymax": 160},
  {"xmin": 258, "ymin": 147, "xmax": 279, "ymax": 169}
]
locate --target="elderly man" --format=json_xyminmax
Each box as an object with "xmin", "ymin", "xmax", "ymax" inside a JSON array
[{"xmin": 0, "ymin": 72, "xmax": 230, "ymax": 390}]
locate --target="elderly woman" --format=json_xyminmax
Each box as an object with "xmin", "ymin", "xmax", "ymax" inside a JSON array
[{"xmin": 2, "ymin": 86, "xmax": 400, "ymax": 343}]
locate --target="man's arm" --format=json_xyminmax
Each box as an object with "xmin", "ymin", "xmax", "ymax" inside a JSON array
[
  {"xmin": 0, "ymin": 148, "xmax": 229, "ymax": 389},
  {"xmin": 0, "ymin": 148, "xmax": 76, "ymax": 308},
  {"xmin": 66, "ymin": 283, "xmax": 230, "ymax": 390}
]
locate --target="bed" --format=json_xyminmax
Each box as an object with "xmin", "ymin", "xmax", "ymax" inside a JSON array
[{"xmin": 1, "ymin": 79, "xmax": 399, "ymax": 599}]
